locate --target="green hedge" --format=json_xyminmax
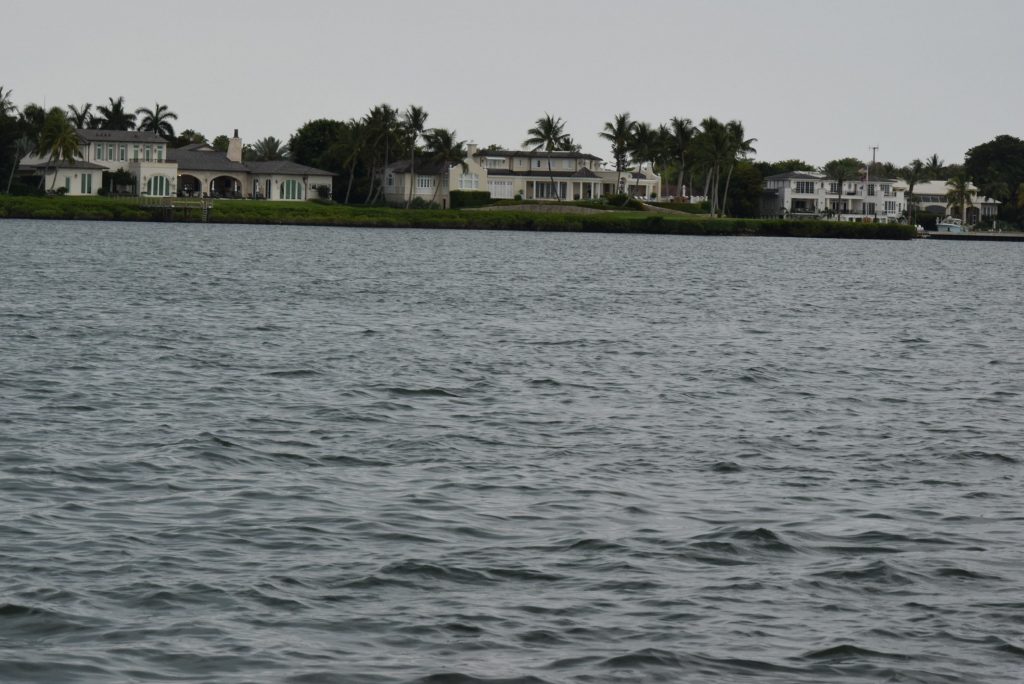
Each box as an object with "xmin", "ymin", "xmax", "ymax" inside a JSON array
[
  {"xmin": 649, "ymin": 201, "xmax": 710, "ymax": 214},
  {"xmin": 450, "ymin": 190, "xmax": 492, "ymax": 209},
  {"xmin": 0, "ymin": 195, "xmax": 917, "ymax": 239}
]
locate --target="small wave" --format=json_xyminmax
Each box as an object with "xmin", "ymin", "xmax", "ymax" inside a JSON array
[
  {"xmin": 409, "ymin": 674, "xmax": 553, "ymax": 684},
  {"xmin": 264, "ymin": 369, "xmax": 322, "ymax": 377},
  {"xmin": 799, "ymin": 643, "xmax": 908, "ymax": 661},
  {"xmin": 947, "ymin": 450, "xmax": 1019, "ymax": 465},
  {"xmin": 385, "ymin": 386, "xmax": 461, "ymax": 398},
  {"xmin": 813, "ymin": 560, "xmax": 917, "ymax": 586}
]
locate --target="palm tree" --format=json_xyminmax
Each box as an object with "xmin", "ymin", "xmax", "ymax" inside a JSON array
[
  {"xmin": 67, "ymin": 103, "xmax": 92, "ymax": 129},
  {"xmin": 924, "ymin": 153, "xmax": 944, "ymax": 180},
  {"xmin": 627, "ymin": 121, "xmax": 657, "ymax": 201},
  {"xmin": 401, "ymin": 105, "xmax": 428, "ymax": 209},
  {"xmin": 693, "ymin": 117, "xmax": 730, "ymax": 215},
  {"xmin": 5, "ymin": 135, "xmax": 32, "ymax": 195},
  {"xmin": 669, "ymin": 117, "xmax": 697, "ymax": 198},
  {"xmin": 0, "ymin": 86, "xmax": 17, "ymax": 117},
  {"xmin": 248, "ymin": 136, "xmax": 289, "ymax": 161},
  {"xmin": 96, "ymin": 96, "xmax": 136, "ymax": 130},
  {"xmin": 719, "ymin": 120, "xmax": 757, "ymax": 216},
  {"xmin": 821, "ymin": 158, "xmax": 860, "ymax": 220},
  {"xmin": 946, "ymin": 172, "xmax": 973, "ymax": 224},
  {"xmin": 599, "ymin": 112, "xmax": 634, "ymax": 196},
  {"xmin": 328, "ymin": 119, "xmax": 367, "ymax": 204},
  {"xmin": 524, "ymin": 113, "xmax": 568, "ymax": 202},
  {"xmin": 18, "ymin": 103, "xmax": 47, "ymax": 142},
  {"xmin": 901, "ymin": 158, "xmax": 925, "ymax": 224},
  {"xmin": 423, "ymin": 127, "xmax": 468, "ymax": 207},
  {"xmin": 135, "ymin": 102, "xmax": 178, "ymax": 139},
  {"xmin": 363, "ymin": 103, "xmax": 399, "ymax": 203},
  {"xmin": 35, "ymin": 108, "xmax": 81, "ymax": 190}
]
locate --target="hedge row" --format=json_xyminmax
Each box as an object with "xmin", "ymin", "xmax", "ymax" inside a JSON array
[{"xmin": 0, "ymin": 195, "xmax": 917, "ymax": 239}]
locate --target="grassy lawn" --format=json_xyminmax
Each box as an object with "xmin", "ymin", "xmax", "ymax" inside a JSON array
[{"xmin": 0, "ymin": 195, "xmax": 917, "ymax": 240}]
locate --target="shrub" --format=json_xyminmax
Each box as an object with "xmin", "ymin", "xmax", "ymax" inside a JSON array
[
  {"xmin": 602, "ymin": 194, "xmax": 645, "ymax": 210},
  {"xmin": 450, "ymin": 190, "xmax": 492, "ymax": 209}
]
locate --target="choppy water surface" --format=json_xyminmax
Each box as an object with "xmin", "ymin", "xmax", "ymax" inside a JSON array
[{"xmin": 2, "ymin": 219, "xmax": 1023, "ymax": 683}]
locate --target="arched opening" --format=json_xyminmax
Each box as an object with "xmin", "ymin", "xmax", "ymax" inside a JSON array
[
  {"xmin": 179, "ymin": 174, "xmax": 202, "ymax": 197},
  {"xmin": 279, "ymin": 178, "xmax": 303, "ymax": 200},
  {"xmin": 210, "ymin": 176, "xmax": 243, "ymax": 199},
  {"xmin": 146, "ymin": 175, "xmax": 172, "ymax": 197}
]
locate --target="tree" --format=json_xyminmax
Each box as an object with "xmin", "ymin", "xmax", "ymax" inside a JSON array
[
  {"xmin": 754, "ymin": 159, "xmax": 816, "ymax": 177},
  {"xmin": 247, "ymin": 136, "xmax": 289, "ymax": 161},
  {"xmin": 4, "ymin": 134, "xmax": 32, "ymax": 195},
  {"xmin": 329, "ymin": 119, "xmax": 367, "ymax": 204},
  {"xmin": 900, "ymin": 159, "xmax": 925, "ymax": 225},
  {"xmin": 0, "ymin": 86, "xmax": 16, "ymax": 118},
  {"xmin": 18, "ymin": 103, "xmax": 47, "ymax": 142},
  {"xmin": 924, "ymin": 153, "xmax": 944, "ymax": 179},
  {"xmin": 719, "ymin": 120, "xmax": 757, "ymax": 216},
  {"xmin": 964, "ymin": 134, "xmax": 1024, "ymax": 223},
  {"xmin": 423, "ymin": 127, "xmax": 467, "ymax": 207},
  {"xmin": 692, "ymin": 117, "xmax": 731, "ymax": 215},
  {"xmin": 599, "ymin": 112, "xmax": 634, "ymax": 196},
  {"xmin": 401, "ymin": 105, "xmax": 428, "ymax": 209},
  {"xmin": 668, "ymin": 117, "xmax": 697, "ymax": 197},
  {"xmin": 821, "ymin": 158, "xmax": 862, "ymax": 220},
  {"xmin": 723, "ymin": 161, "xmax": 763, "ymax": 218},
  {"xmin": 946, "ymin": 172, "xmax": 973, "ymax": 224},
  {"xmin": 524, "ymin": 113, "xmax": 568, "ymax": 202},
  {"xmin": 363, "ymin": 103, "xmax": 399, "ymax": 203},
  {"xmin": 172, "ymin": 129, "xmax": 207, "ymax": 147},
  {"xmin": 627, "ymin": 121, "xmax": 657, "ymax": 200},
  {"xmin": 96, "ymin": 96, "xmax": 136, "ymax": 130},
  {"xmin": 135, "ymin": 102, "xmax": 178, "ymax": 139},
  {"xmin": 67, "ymin": 103, "xmax": 93, "ymax": 129},
  {"xmin": 212, "ymin": 135, "xmax": 230, "ymax": 152},
  {"xmin": 35, "ymin": 108, "xmax": 81, "ymax": 190}
]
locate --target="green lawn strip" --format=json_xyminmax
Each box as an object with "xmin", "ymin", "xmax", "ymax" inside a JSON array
[{"xmin": 0, "ymin": 195, "xmax": 917, "ymax": 239}]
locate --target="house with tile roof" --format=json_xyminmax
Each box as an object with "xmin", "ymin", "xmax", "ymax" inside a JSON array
[
  {"xmin": 382, "ymin": 144, "xmax": 661, "ymax": 207},
  {"xmin": 20, "ymin": 129, "xmax": 334, "ymax": 200}
]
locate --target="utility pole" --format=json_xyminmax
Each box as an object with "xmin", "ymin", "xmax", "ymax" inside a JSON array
[{"xmin": 867, "ymin": 145, "xmax": 878, "ymax": 220}]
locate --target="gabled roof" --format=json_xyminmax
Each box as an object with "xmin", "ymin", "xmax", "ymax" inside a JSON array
[
  {"xmin": 474, "ymin": 148, "xmax": 602, "ymax": 162},
  {"xmin": 385, "ymin": 158, "xmax": 453, "ymax": 176},
  {"xmin": 77, "ymin": 129, "xmax": 166, "ymax": 143},
  {"xmin": 764, "ymin": 171, "xmax": 825, "ymax": 180},
  {"xmin": 246, "ymin": 160, "xmax": 336, "ymax": 176},
  {"xmin": 167, "ymin": 147, "xmax": 248, "ymax": 173}
]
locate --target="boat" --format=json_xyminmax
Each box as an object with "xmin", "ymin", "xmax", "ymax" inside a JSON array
[{"xmin": 935, "ymin": 217, "xmax": 967, "ymax": 233}]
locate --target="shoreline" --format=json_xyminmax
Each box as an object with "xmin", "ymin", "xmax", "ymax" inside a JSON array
[{"xmin": 0, "ymin": 195, "xmax": 918, "ymax": 240}]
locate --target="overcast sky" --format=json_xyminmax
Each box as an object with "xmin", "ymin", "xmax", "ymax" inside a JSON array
[{"xmin": 3, "ymin": 0, "xmax": 1021, "ymax": 167}]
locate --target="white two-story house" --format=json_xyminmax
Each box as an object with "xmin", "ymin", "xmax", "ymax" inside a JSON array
[
  {"xmin": 382, "ymin": 144, "xmax": 661, "ymax": 207},
  {"xmin": 762, "ymin": 171, "xmax": 907, "ymax": 222}
]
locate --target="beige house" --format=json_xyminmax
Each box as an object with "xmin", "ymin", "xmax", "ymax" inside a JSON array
[
  {"xmin": 21, "ymin": 129, "xmax": 333, "ymax": 200},
  {"xmin": 382, "ymin": 143, "xmax": 662, "ymax": 206},
  {"xmin": 906, "ymin": 179, "xmax": 1000, "ymax": 224}
]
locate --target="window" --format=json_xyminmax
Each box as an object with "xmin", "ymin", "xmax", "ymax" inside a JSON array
[
  {"xmin": 280, "ymin": 179, "xmax": 303, "ymax": 200},
  {"xmin": 829, "ymin": 182, "xmax": 839, "ymax": 194},
  {"xmin": 459, "ymin": 172, "xmax": 479, "ymax": 190},
  {"xmin": 133, "ymin": 145, "xmax": 139, "ymax": 161},
  {"xmin": 885, "ymin": 200, "xmax": 896, "ymax": 212},
  {"xmin": 485, "ymin": 158, "xmax": 504, "ymax": 169},
  {"xmin": 107, "ymin": 144, "xmax": 114, "ymax": 160},
  {"xmin": 80, "ymin": 173, "xmax": 92, "ymax": 194},
  {"xmin": 794, "ymin": 181, "xmax": 815, "ymax": 194},
  {"xmin": 144, "ymin": 146, "xmax": 152, "ymax": 162},
  {"xmin": 96, "ymin": 145, "xmax": 104, "ymax": 161},
  {"xmin": 534, "ymin": 159, "xmax": 541, "ymax": 168},
  {"xmin": 119, "ymin": 145, "xmax": 126, "ymax": 161},
  {"xmin": 386, "ymin": 173, "xmax": 394, "ymax": 187},
  {"xmin": 867, "ymin": 184, "xmax": 876, "ymax": 196},
  {"xmin": 65, "ymin": 176, "xmax": 71, "ymax": 193},
  {"xmin": 416, "ymin": 175, "xmax": 434, "ymax": 189},
  {"xmin": 157, "ymin": 146, "xmax": 163, "ymax": 162}
]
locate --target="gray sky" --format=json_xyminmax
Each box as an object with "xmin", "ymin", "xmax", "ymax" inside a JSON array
[{"xmin": 4, "ymin": 0, "xmax": 1021, "ymax": 168}]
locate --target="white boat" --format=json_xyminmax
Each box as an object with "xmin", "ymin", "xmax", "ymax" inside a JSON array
[{"xmin": 936, "ymin": 217, "xmax": 967, "ymax": 233}]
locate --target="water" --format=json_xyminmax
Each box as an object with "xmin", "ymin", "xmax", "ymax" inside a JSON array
[{"xmin": 2, "ymin": 219, "xmax": 1023, "ymax": 683}]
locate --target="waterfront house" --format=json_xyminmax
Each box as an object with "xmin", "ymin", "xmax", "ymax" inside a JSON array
[
  {"xmin": 20, "ymin": 129, "xmax": 333, "ymax": 200},
  {"xmin": 761, "ymin": 171, "xmax": 907, "ymax": 223},
  {"xmin": 905, "ymin": 179, "xmax": 999, "ymax": 224},
  {"xmin": 382, "ymin": 143, "xmax": 662, "ymax": 206}
]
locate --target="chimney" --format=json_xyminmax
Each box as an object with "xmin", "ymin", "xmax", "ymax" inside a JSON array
[
  {"xmin": 227, "ymin": 129, "xmax": 243, "ymax": 163},
  {"xmin": 467, "ymin": 142, "xmax": 478, "ymax": 157}
]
